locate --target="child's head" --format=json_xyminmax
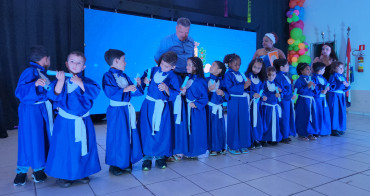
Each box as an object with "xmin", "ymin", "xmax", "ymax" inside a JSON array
[
  {"xmin": 223, "ymin": 53, "xmax": 241, "ymax": 72},
  {"xmin": 266, "ymin": 66, "xmax": 277, "ymax": 81},
  {"xmin": 66, "ymin": 51, "xmax": 86, "ymax": 74},
  {"xmin": 104, "ymin": 49, "xmax": 126, "ymax": 71},
  {"xmin": 273, "ymin": 59, "xmax": 289, "ymax": 73},
  {"xmin": 263, "ymin": 33, "xmax": 278, "ymax": 49},
  {"xmin": 321, "ymin": 44, "xmax": 338, "ymax": 61},
  {"xmin": 330, "ymin": 61, "xmax": 344, "ymax": 74},
  {"xmin": 210, "ymin": 61, "xmax": 226, "ymax": 78},
  {"xmin": 312, "ymin": 62, "xmax": 326, "ymax": 75},
  {"xmin": 296, "ymin": 63, "xmax": 311, "ymax": 76},
  {"xmin": 158, "ymin": 51, "xmax": 178, "ymax": 72},
  {"xmin": 187, "ymin": 57, "xmax": 204, "ymax": 78},
  {"xmin": 29, "ymin": 45, "xmax": 50, "ymax": 69},
  {"xmin": 246, "ymin": 58, "xmax": 266, "ymax": 82}
]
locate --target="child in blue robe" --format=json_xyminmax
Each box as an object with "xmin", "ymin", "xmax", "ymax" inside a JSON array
[
  {"xmin": 167, "ymin": 74, "xmax": 188, "ymax": 161},
  {"xmin": 273, "ymin": 59, "xmax": 296, "ymax": 143},
  {"xmin": 181, "ymin": 57, "xmax": 208, "ymax": 158},
  {"xmin": 311, "ymin": 62, "xmax": 331, "ymax": 136},
  {"xmin": 261, "ymin": 66, "xmax": 282, "ymax": 145},
  {"xmin": 14, "ymin": 46, "xmax": 52, "ymax": 185},
  {"xmin": 223, "ymin": 53, "xmax": 252, "ymax": 154},
  {"xmin": 245, "ymin": 58, "xmax": 266, "ymax": 149},
  {"xmin": 45, "ymin": 51, "xmax": 101, "ymax": 188},
  {"xmin": 102, "ymin": 49, "xmax": 144, "ymax": 176},
  {"xmin": 206, "ymin": 61, "xmax": 228, "ymax": 155},
  {"xmin": 139, "ymin": 51, "xmax": 180, "ymax": 170},
  {"xmin": 327, "ymin": 62, "xmax": 350, "ymax": 136},
  {"xmin": 294, "ymin": 63, "xmax": 318, "ymax": 141}
]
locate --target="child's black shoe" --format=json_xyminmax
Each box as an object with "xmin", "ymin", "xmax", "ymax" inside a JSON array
[
  {"xmin": 56, "ymin": 179, "xmax": 73, "ymax": 188},
  {"xmin": 78, "ymin": 177, "xmax": 90, "ymax": 184},
  {"xmin": 32, "ymin": 170, "xmax": 47, "ymax": 183},
  {"xmin": 109, "ymin": 166, "xmax": 124, "ymax": 176},
  {"xmin": 331, "ymin": 130, "xmax": 340, "ymax": 136},
  {"xmin": 254, "ymin": 141, "xmax": 263, "ymax": 148},
  {"xmin": 13, "ymin": 173, "xmax": 27, "ymax": 186},
  {"xmin": 142, "ymin": 160, "xmax": 152, "ymax": 171},
  {"xmin": 156, "ymin": 159, "xmax": 167, "ymax": 169}
]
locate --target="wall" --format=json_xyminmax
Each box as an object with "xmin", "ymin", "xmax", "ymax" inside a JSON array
[{"xmin": 304, "ymin": 0, "xmax": 370, "ymax": 114}]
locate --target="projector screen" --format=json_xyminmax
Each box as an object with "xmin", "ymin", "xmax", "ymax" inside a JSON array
[{"xmin": 84, "ymin": 8, "xmax": 256, "ymax": 114}]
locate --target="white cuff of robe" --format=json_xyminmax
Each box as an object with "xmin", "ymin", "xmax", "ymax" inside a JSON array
[{"xmin": 58, "ymin": 108, "xmax": 90, "ymax": 156}]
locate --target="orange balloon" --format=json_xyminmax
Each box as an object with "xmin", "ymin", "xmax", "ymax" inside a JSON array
[
  {"xmin": 287, "ymin": 38, "xmax": 295, "ymax": 45},
  {"xmin": 298, "ymin": 43, "xmax": 305, "ymax": 50},
  {"xmin": 291, "ymin": 57, "xmax": 298, "ymax": 62}
]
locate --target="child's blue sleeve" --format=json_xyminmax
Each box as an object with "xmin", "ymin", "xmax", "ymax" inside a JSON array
[
  {"xmin": 224, "ymin": 73, "xmax": 244, "ymax": 95},
  {"xmin": 102, "ymin": 73, "xmax": 136, "ymax": 101},
  {"xmin": 167, "ymin": 73, "xmax": 180, "ymax": 101},
  {"xmin": 296, "ymin": 78, "xmax": 313, "ymax": 95},
  {"xmin": 192, "ymin": 79, "xmax": 209, "ymax": 110},
  {"xmin": 80, "ymin": 77, "xmax": 101, "ymax": 100},
  {"xmin": 15, "ymin": 68, "xmax": 47, "ymax": 102}
]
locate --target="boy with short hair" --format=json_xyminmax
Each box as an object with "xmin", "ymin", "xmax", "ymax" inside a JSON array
[
  {"xmin": 14, "ymin": 45, "xmax": 52, "ymax": 185},
  {"xmin": 45, "ymin": 51, "xmax": 101, "ymax": 188},
  {"xmin": 102, "ymin": 49, "xmax": 144, "ymax": 175}
]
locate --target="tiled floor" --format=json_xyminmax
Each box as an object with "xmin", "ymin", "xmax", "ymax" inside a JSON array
[{"xmin": 1, "ymin": 113, "xmax": 370, "ymax": 196}]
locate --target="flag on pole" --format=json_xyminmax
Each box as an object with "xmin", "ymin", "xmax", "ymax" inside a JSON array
[{"xmin": 345, "ymin": 36, "xmax": 351, "ymax": 107}]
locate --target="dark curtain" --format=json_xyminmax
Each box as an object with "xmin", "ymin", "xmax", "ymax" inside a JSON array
[{"xmin": 0, "ymin": 0, "xmax": 84, "ymax": 134}]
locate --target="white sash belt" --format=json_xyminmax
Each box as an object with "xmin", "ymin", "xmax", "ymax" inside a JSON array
[
  {"xmin": 319, "ymin": 94, "xmax": 328, "ymax": 107},
  {"xmin": 146, "ymin": 95, "xmax": 167, "ymax": 135},
  {"xmin": 252, "ymin": 99, "xmax": 259, "ymax": 127},
  {"xmin": 291, "ymin": 99, "xmax": 296, "ymax": 121},
  {"xmin": 208, "ymin": 102, "xmax": 223, "ymax": 119},
  {"xmin": 173, "ymin": 95, "xmax": 182, "ymax": 124},
  {"xmin": 58, "ymin": 108, "xmax": 90, "ymax": 156},
  {"xmin": 110, "ymin": 100, "xmax": 136, "ymax": 143},
  {"xmin": 333, "ymin": 90, "xmax": 345, "ymax": 94},
  {"xmin": 300, "ymin": 95, "xmax": 316, "ymax": 122},
  {"xmin": 35, "ymin": 100, "xmax": 53, "ymax": 136},
  {"xmin": 186, "ymin": 99, "xmax": 195, "ymax": 135},
  {"xmin": 262, "ymin": 102, "xmax": 282, "ymax": 142}
]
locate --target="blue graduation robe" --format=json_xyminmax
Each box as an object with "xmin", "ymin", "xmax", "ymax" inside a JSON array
[
  {"xmin": 275, "ymin": 71, "xmax": 296, "ymax": 139},
  {"xmin": 224, "ymin": 69, "xmax": 251, "ymax": 150},
  {"xmin": 312, "ymin": 73, "xmax": 331, "ymax": 135},
  {"xmin": 45, "ymin": 73, "xmax": 101, "ymax": 180},
  {"xmin": 261, "ymin": 80, "xmax": 282, "ymax": 142},
  {"xmin": 294, "ymin": 75, "xmax": 318, "ymax": 137},
  {"xmin": 15, "ymin": 62, "xmax": 51, "ymax": 170},
  {"xmin": 139, "ymin": 67, "xmax": 180, "ymax": 157},
  {"xmin": 327, "ymin": 73, "xmax": 350, "ymax": 132},
  {"xmin": 246, "ymin": 72, "xmax": 264, "ymax": 143},
  {"xmin": 103, "ymin": 68, "xmax": 144, "ymax": 169},
  {"xmin": 184, "ymin": 74, "xmax": 208, "ymax": 157},
  {"xmin": 206, "ymin": 74, "xmax": 228, "ymax": 152}
]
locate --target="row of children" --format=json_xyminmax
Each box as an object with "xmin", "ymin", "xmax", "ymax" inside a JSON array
[{"xmin": 13, "ymin": 45, "xmax": 350, "ymax": 188}]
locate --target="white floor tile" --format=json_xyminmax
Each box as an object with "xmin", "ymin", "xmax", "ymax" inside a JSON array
[
  {"xmin": 210, "ymin": 183, "xmax": 268, "ymax": 196},
  {"xmin": 247, "ymin": 175, "xmax": 307, "ymax": 196},
  {"xmin": 146, "ymin": 177, "xmax": 204, "ymax": 196},
  {"xmin": 314, "ymin": 181, "xmax": 370, "ymax": 196},
  {"xmin": 276, "ymin": 168, "xmax": 332, "ymax": 188},
  {"xmin": 248, "ymin": 159, "xmax": 297, "ymax": 174},
  {"xmin": 186, "ymin": 170, "xmax": 240, "ymax": 191}
]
